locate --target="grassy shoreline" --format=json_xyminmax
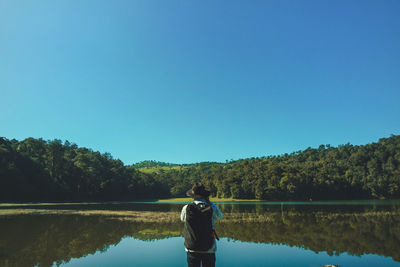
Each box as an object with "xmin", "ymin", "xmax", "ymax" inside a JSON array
[
  {"xmin": 0, "ymin": 209, "xmax": 180, "ymax": 222},
  {"xmin": 2, "ymin": 199, "xmax": 399, "ymax": 206},
  {"xmin": 156, "ymin": 197, "xmax": 262, "ymax": 203},
  {"xmin": 1, "ymin": 208, "xmax": 399, "ymax": 223},
  {"xmin": 0, "ymin": 198, "xmax": 262, "ymax": 206}
]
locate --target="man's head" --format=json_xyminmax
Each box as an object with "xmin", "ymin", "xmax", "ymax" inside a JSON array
[{"xmin": 186, "ymin": 182, "xmax": 210, "ymax": 199}]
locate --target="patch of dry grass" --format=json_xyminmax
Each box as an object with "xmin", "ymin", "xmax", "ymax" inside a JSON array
[
  {"xmin": 0, "ymin": 209, "xmax": 180, "ymax": 222},
  {"xmin": 0, "ymin": 202, "xmax": 101, "ymax": 207},
  {"xmin": 157, "ymin": 197, "xmax": 261, "ymax": 203},
  {"xmin": 1, "ymin": 208, "xmax": 399, "ymax": 223}
]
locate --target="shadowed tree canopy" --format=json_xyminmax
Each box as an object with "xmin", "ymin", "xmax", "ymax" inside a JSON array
[{"xmin": 0, "ymin": 135, "xmax": 399, "ymax": 201}]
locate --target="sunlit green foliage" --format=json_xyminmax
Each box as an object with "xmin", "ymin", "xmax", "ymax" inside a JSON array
[
  {"xmin": 150, "ymin": 135, "xmax": 400, "ymax": 200},
  {"xmin": 1, "ymin": 135, "xmax": 399, "ymax": 201}
]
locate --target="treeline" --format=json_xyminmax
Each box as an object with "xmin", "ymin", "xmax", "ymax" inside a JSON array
[
  {"xmin": 1, "ymin": 135, "xmax": 400, "ymax": 201},
  {"xmin": 0, "ymin": 138, "xmax": 170, "ymax": 201},
  {"xmin": 154, "ymin": 135, "xmax": 400, "ymax": 200},
  {"xmin": 132, "ymin": 160, "xmax": 180, "ymax": 169}
]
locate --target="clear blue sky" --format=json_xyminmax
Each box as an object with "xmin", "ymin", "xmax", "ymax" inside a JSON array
[{"xmin": 1, "ymin": 0, "xmax": 399, "ymax": 164}]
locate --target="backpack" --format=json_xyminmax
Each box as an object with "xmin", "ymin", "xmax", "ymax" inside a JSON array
[{"xmin": 183, "ymin": 202, "xmax": 214, "ymax": 251}]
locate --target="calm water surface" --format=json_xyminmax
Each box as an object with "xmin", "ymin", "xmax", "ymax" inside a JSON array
[{"xmin": 1, "ymin": 200, "xmax": 400, "ymax": 267}]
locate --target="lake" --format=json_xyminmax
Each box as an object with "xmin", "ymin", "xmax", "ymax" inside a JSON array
[{"xmin": 1, "ymin": 200, "xmax": 400, "ymax": 267}]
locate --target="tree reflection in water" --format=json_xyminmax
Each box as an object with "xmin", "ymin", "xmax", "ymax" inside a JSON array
[{"xmin": 0, "ymin": 207, "xmax": 399, "ymax": 267}]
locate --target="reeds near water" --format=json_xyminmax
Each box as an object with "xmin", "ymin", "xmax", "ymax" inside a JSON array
[{"xmin": 1, "ymin": 208, "xmax": 399, "ymax": 223}]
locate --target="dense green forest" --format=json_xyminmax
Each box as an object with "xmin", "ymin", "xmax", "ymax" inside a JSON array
[
  {"xmin": 0, "ymin": 138, "xmax": 170, "ymax": 201},
  {"xmin": 1, "ymin": 135, "xmax": 399, "ymax": 201}
]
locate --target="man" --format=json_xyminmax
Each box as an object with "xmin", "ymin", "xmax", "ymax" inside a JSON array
[{"xmin": 181, "ymin": 182, "xmax": 223, "ymax": 267}]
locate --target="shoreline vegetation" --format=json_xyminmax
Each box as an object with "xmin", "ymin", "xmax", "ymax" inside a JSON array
[
  {"xmin": 1, "ymin": 207, "xmax": 399, "ymax": 223},
  {"xmin": 1, "ymin": 135, "xmax": 400, "ymax": 202},
  {"xmin": 156, "ymin": 197, "xmax": 262, "ymax": 202},
  {"xmin": 2, "ymin": 198, "xmax": 399, "ymax": 206},
  {"xmin": 0, "ymin": 209, "xmax": 180, "ymax": 222}
]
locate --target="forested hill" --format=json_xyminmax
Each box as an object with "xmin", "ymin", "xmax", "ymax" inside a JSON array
[
  {"xmin": 132, "ymin": 160, "xmax": 181, "ymax": 169},
  {"xmin": 1, "ymin": 135, "xmax": 399, "ymax": 202}
]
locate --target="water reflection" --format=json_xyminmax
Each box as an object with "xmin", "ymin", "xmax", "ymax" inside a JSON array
[{"xmin": 0, "ymin": 202, "xmax": 399, "ymax": 266}]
